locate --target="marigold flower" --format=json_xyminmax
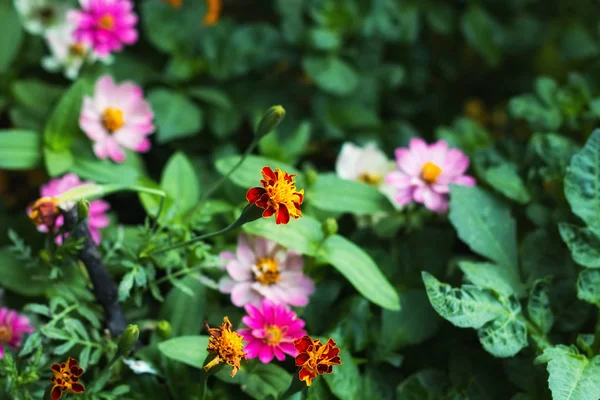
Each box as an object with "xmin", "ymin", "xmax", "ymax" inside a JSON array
[
  {"xmin": 50, "ymin": 357, "xmax": 85, "ymax": 400},
  {"xmin": 0, "ymin": 307, "xmax": 34, "ymax": 359},
  {"xmin": 28, "ymin": 196, "xmax": 60, "ymax": 229},
  {"xmin": 293, "ymin": 336, "xmax": 341, "ymax": 386},
  {"xmin": 203, "ymin": 0, "xmax": 222, "ymax": 26},
  {"xmin": 246, "ymin": 167, "xmax": 304, "ymax": 225},
  {"xmin": 204, "ymin": 316, "xmax": 247, "ymax": 377}
]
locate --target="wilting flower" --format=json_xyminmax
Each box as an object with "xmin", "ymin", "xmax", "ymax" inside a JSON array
[
  {"xmin": 294, "ymin": 336, "xmax": 341, "ymax": 386},
  {"xmin": 42, "ymin": 20, "xmax": 89, "ymax": 80},
  {"xmin": 68, "ymin": 0, "xmax": 138, "ymax": 58},
  {"xmin": 203, "ymin": 0, "xmax": 222, "ymax": 26},
  {"xmin": 386, "ymin": 138, "xmax": 476, "ymax": 213},
  {"xmin": 246, "ymin": 167, "xmax": 304, "ymax": 225},
  {"xmin": 80, "ymin": 75, "xmax": 154, "ymax": 163},
  {"xmin": 122, "ymin": 359, "xmax": 158, "ymax": 375},
  {"xmin": 31, "ymin": 174, "xmax": 110, "ymax": 244},
  {"xmin": 238, "ymin": 299, "xmax": 306, "ymax": 364},
  {"xmin": 50, "ymin": 357, "xmax": 85, "ymax": 400},
  {"xmin": 0, "ymin": 307, "xmax": 34, "ymax": 358},
  {"xmin": 219, "ymin": 234, "xmax": 314, "ymax": 307},
  {"xmin": 14, "ymin": 0, "xmax": 68, "ymax": 35},
  {"xmin": 204, "ymin": 316, "xmax": 247, "ymax": 378}
]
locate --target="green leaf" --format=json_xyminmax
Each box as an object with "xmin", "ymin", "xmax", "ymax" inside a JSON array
[
  {"xmin": 215, "ymin": 155, "xmax": 304, "ymax": 189},
  {"xmin": 70, "ymin": 153, "xmax": 140, "ymax": 185},
  {"xmin": 188, "ymin": 87, "xmax": 233, "ymax": 109},
  {"xmin": 0, "ymin": 248, "xmax": 49, "ymax": 297},
  {"xmin": 239, "ymin": 363, "xmax": 291, "ymax": 400},
  {"xmin": 527, "ymin": 280, "xmax": 554, "ymax": 334},
  {"xmin": 44, "ymin": 147, "xmax": 74, "ymax": 177},
  {"xmin": 12, "ymin": 80, "xmax": 64, "ymax": 120},
  {"xmin": 53, "ymin": 341, "xmax": 76, "ymax": 355},
  {"xmin": 308, "ymin": 173, "xmax": 393, "ymax": 215},
  {"xmin": 461, "ymin": 5, "xmax": 503, "ymax": 66},
  {"xmin": 160, "ymin": 152, "xmax": 201, "ymax": 216},
  {"xmin": 161, "ymin": 277, "xmax": 206, "ymax": 336},
  {"xmin": 536, "ymin": 345, "xmax": 600, "ymax": 400},
  {"xmin": 149, "ymin": 89, "xmax": 203, "ymax": 143},
  {"xmin": 449, "ymin": 185, "xmax": 520, "ymax": 281},
  {"xmin": 0, "ymin": 130, "xmax": 41, "ymax": 169},
  {"xmin": 157, "ymin": 335, "xmax": 210, "ymax": 369},
  {"xmin": 477, "ymin": 297, "xmax": 527, "ymax": 357},
  {"xmin": 324, "ymin": 349, "xmax": 360, "ymax": 399},
  {"xmin": 422, "ymin": 271, "xmax": 504, "ymax": 328},
  {"xmin": 559, "ymin": 223, "xmax": 600, "ymax": 268},
  {"xmin": 396, "ymin": 369, "xmax": 449, "ymax": 400},
  {"xmin": 0, "ymin": 2, "xmax": 22, "ymax": 73},
  {"xmin": 322, "ymin": 234, "xmax": 400, "ymax": 311},
  {"xmin": 565, "ymin": 130, "xmax": 600, "ymax": 231},
  {"xmin": 302, "ymin": 56, "xmax": 359, "ymax": 96},
  {"xmin": 459, "ymin": 261, "xmax": 523, "ymax": 297},
  {"xmin": 243, "ymin": 216, "xmax": 323, "ymax": 256},
  {"xmin": 478, "ymin": 162, "xmax": 531, "ymax": 204},
  {"xmin": 576, "ymin": 269, "xmax": 600, "ymax": 306}
]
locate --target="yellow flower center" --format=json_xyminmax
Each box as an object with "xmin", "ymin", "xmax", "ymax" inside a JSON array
[
  {"xmin": 204, "ymin": 316, "xmax": 247, "ymax": 377},
  {"xmin": 69, "ymin": 43, "xmax": 86, "ymax": 56},
  {"xmin": 99, "ymin": 14, "xmax": 115, "ymax": 30},
  {"xmin": 421, "ymin": 162, "xmax": 442, "ymax": 184},
  {"xmin": 102, "ymin": 107, "xmax": 125, "ymax": 133},
  {"xmin": 265, "ymin": 325, "xmax": 282, "ymax": 345},
  {"xmin": 358, "ymin": 172, "xmax": 382, "ymax": 186},
  {"xmin": 0, "ymin": 326, "xmax": 12, "ymax": 345},
  {"xmin": 253, "ymin": 257, "xmax": 280, "ymax": 286}
]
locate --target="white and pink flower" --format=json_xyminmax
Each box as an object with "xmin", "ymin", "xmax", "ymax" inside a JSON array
[{"xmin": 0, "ymin": 307, "xmax": 34, "ymax": 358}]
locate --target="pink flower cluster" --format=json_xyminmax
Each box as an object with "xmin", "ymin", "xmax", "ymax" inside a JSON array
[{"xmin": 0, "ymin": 308, "xmax": 34, "ymax": 358}]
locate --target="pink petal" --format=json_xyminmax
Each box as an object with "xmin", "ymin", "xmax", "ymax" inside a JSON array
[
  {"xmin": 226, "ymin": 260, "xmax": 252, "ymax": 282},
  {"xmin": 106, "ymin": 139, "xmax": 126, "ymax": 163},
  {"xmin": 423, "ymin": 189, "xmax": 448, "ymax": 213},
  {"xmin": 236, "ymin": 235, "xmax": 256, "ymax": 265},
  {"xmin": 279, "ymin": 342, "xmax": 297, "ymax": 357},
  {"xmin": 258, "ymin": 345, "xmax": 274, "ymax": 364},
  {"xmin": 273, "ymin": 346, "xmax": 286, "ymax": 361},
  {"xmin": 453, "ymin": 175, "xmax": 476, "ymax": 186},
  {"xmin": 241, "ymin": 315, "xmax": 263, "ymax": 330},
  {"xmin": 395, "ymin": 148, "xmax": 421, "ymax": 176},
  {"xmin": 231, "ymin": 283, "xmax": 261, "ymax": 307},
  {"xmin": 93, "ymin": 140, "xmax": 109, "ymax": 159},
  {"xmin": 244, "ymin": 340, "xmax": 263, "ymax": 359}
]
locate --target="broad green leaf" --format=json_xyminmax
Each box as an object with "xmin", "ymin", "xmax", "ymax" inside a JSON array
[
  {"xmin": 396, "ymin": 369, "xmax": 449, "ymax": 400},
  {"xmin": 12, "ymin": 80, "xmax": 64, "ymax": 120},
  {"xmin": 302, "ymin": 56, "xmax": 359, "ymax": 96},
  {"xmin": 0, "ymin": 248, "xmax": 49, "ymax": 297},
  {"xmin": 161, "ymin": 277, "xmax": 206, "ymax": 336},
  {"xmin": 157, "ymin": 335, "xmax": 210, "ymax": 369},
  {"xmin": 461, "ymin": 5, "xmax": 503, "ymax": 66},
  {"xmin": 215, "ymin": 155, "xmax": 304, "ymax": 189},
  {"xmin": 559, "ymin": 223, "xmax": 600, "ymax": 268},
  {"xmin": 324, "ymin": 349, "xmax": 360, "ymax": 400},
  {"xmin": 70, "ymin": 154, "xmax": 140, "ymax": 186},
  {"xmin": 435, "ymin": 117, "xmax": 491, "ymax": 156},
  {"xmin": 160, "ymin": 152, "xmax": 201, "ymax": 216},
  {"xmin": 44, "ymin": 78, "xmax": 92, "ymax": 151},
  {"xmin": 243, "ymin": 216, "xmax": 323, "ymax": 256},
  {"xmin": 527, "ymin": 280, "xmax": 554, "ymax": 334},
  {"xmin": 44, "ymin": 147, "xmax": 74, "ymax": 177},
  {"xmin": 481, "ymin": 163, "xmax": 531, "ymax": 204},
  {"xmin": 536, "ymin": 345, "xmax": 600, "ymax": 400},
  {"xmin": 149, "ymin": 89, "xmax": 203, "ymax": 143},
  {"xmin": 188, "ymin": 87, "xmax": 233, "ymax": 109},
  {"xmin": 449, "ymin": 185, "xmax": 520, "ymax": 279},
  {"xmin": 459, "ymin": 261, "xmax": 523, "ymax": 297},
  {"xmin": 0, "ymin": 2, "xmax": 22, "ymax": 73},
  {"xmin": 576, "ymin": 269, "xmax": 600, "ymax": 306},
  {"xmin": 322, "ymin": 235, "xmax": 400, "ymax": 311},
  {"xmin": 308, "ymin": 173, "xmax": 393, "ymax": 215},
  {"xmin": 564, "ymin": 129, "xmax": 600, "ymax": 230},
  {"xmin": 477, "ymin": 297, "xmax": 527, "ymax": 357},
  {"xmin": 0, "ymin": 130, "xmax": 41, "ymax": 169},
  {"xmin": 238, "ymin": 363, "xmax": 291, "ymax": 400},
  {"xmin": 422, "ymin": 271, "xmax": 505, "ymax": 328}
]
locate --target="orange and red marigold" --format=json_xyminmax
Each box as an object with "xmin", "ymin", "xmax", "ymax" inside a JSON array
[
  {"xmin": 293, "ymin": 336, "xmax": 341, "ymax": 386},
  {"xmin": 50, "ymin": 357, "xmax": 85, "ymax": 400},
  {"xmin": 204, "ymin": 316, "xmax": 247, "ymax": 377},
  {"xmin": 246, "ymin": 166, "xmax": 304, "ymax": 225}
]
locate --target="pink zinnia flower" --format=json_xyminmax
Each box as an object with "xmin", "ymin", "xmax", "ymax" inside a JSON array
[
  {"xmin": 386, "ymin": 138, "xmax": 476, "ymax": 213},
  {"xmin": 68, "ymin": 0, "xmax": 138, "ymax": 57},
  {"xmin": 0, "ymin": 307, "xmax": 34, "ymax": 358},
  {"xmin": 219, "ymin": 234, "xmax": 314, "ymax": 307},
  {"xmin": 80, "ymin": 75, "xmax": 154, "ymax": 163},
  {"xmin": 238, "ymin": 299, "xmax": 306, "ymax": 363},
  {"xmin": 35, "ymin": 173, "xmax": 110, "ymax": 244}
]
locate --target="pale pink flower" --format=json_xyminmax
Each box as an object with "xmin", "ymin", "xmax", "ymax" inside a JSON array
[
  {"xmin": 238, "ymin": 299, "xmax": 306, "ymax": 364},
  {"xmin": 386, "ymin": 138, "xmax": 476, "ymax": 213},
  {"xmin": 219, "ymin": 234, "xmax": 314, "ymax": 308},
  {"xmin": 68, "ymin": 0, "xmax": 138, "ymax": 58},
  {"xmin": 36, "ymin": 173, "xmax": 110, "ymax": 244},
  {"xmin": 0, "ymin": 307, "xmax": 34, "ymax": 358},
  {"xmin": 80, "ymin": 75, "xmax": 154, "ymax": 163},
  {"xmin": 336, "ymin": 142, "xmax": 394, "ymax": 187}
]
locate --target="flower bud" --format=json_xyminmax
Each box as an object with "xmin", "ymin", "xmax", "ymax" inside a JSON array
[
  {"xmin": 77, "ymin": 199, "xmax": 90, "ymax": 221},
  {"xmin": 157, "ymin": 320, "xmax": 172, "ymax": 339},
  {"xmin": 322, "ymin": 218, "xmax": 338, "ymax": 237},
  {"xmin": 28, "ymin": 197, "xmax": 60, "ymax": 228},
  {"xmin": 117, "ymin": 324, "xmax": 139, "ymax": 357},
  {"xmin": 255, "ymin": 105, "xmax": 285, "ymax": 138}
]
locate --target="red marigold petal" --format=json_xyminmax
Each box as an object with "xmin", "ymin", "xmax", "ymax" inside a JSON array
[
  {"xmin": 71, "ymin": 383, "xmax": 85, "ymax": 393},
  {"xmin": 51, "ymin": 364, "xmax": 61, "ymax": 373},
  {"xmin": 276, "ymin": 205, "xmax": 290, "ymax": 224},
  {"xmin": 262, "ymin": 206, "xmax": 276, "ymax": 218},
  {"xmin": 262, "ymin": 166, "xmax": 277, "ymax": 181},
  {"xmin": 68, "ymin": 358, "xmax": 78, "ymax": 368},
  {"xmin": 256, "ymin": 193, "xmax": 270, "ymax": 209},
  {"xmin": 294, "ymin": 336, "xmax": 313, "ymax": 352},
  {"xmin": 51, "ymin": 386, "xmax": 63, "ymax": 400},
  {"xmin": 70, "ymin": 366, "xmax": 84, "ymax": 377},
  {"xmin": 298, "ymin": 367, "xmax": 316, "ymax": 386},
  {"xmin": 246, "ymin": 187, "xmax": 266, "ymax": 203},
  {"xmin": 329, "ymin": 356, "xmax": 341, "ymax": 365},
  {"xmin": 294, "ymin": 192, "xmax": 303, "ymax": 204},
  {"xmin": 295, "ymin": 353, "xmax": 310, "ymax": 366}
]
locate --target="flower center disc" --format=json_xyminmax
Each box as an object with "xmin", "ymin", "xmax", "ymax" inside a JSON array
[
  {"xmin": 99, "ymin": 14, "xmax": 115, "ymax": 30},
  {"xmin": 265, "ymin": 325, "xmax": 282, "ymax": 345},
  {"xmin": 69, "ymin": 43, "xmax": 86, "ymax": 56},
  {"xmin": 0, "ymin": 326, "xmax": 12, "ymax": 345},
  {"xmin": 358, "ymin": 172, "xmax": 382, "ymax": 186},
  {"xmin": 102, "ymin": 107, "xmax": 125, "ymax": 133},
  {"xmin": 253, "ymin": 257, "xmax": 280, "ymax": 285},
  {"xmin": 421, "ymin": 162, "xmax": 442, "ymax": 184}
]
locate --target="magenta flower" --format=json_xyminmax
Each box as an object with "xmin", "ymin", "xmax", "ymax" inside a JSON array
[
  {"xmin": 0, "ymin": 308, "xmax": 34, "ymax": 358},
  {"xmin": 219, "ymin": 234, "xmax": 314, "ymax": 308},
  {"xmin": 80, "ymin": 75, "xmax": 154, "ymax": 163},
  {"xmin": 68, "ymin": 0, "xmax": 138, "ymax": 57},
  {"xmin": 386, "ymin": 138, "xmax": 475, "ymax": 213},
  {"xmin": 238, "ymin": 299, "xmax": 306, "ymax": 363},
  {"xmin": 36, "ymin": 173, "xmax": 110, "ymax": 244}
]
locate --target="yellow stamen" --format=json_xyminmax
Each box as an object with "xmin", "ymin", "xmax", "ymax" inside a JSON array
[
  {"xmin": 265, "ymin": 326, "xmax": 282, "ymax": 345},
  {"xmin": 99, "ymin": 14, "xmax": 114, "ymax": 30},
  {"xmin": 252, "ymin": 257, "xmax": 280, "ymax": 285},
  {"xmin": 0, "ymin": 326, "xmax": 12, "ymax": 345},
  {"xmin": 421, "ymin": 162, "xmax": 442, "ymax": 184},
  {"xmin": 204, "ymin": 317, "xmax": 247, "ymax": 377},
  {"xmin": 358, "ymin": 172, "xmax": 382, "ymax": 186},
  {"xmin": 102, "ymin": 108, "xmax": 125, "ymax": 133}
]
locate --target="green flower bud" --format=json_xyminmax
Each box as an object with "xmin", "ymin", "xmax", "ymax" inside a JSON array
[
  {"xmin": 157, "ymin": 320, "xmax": 172, "ymax": 339},
  {"xmin": 255, "ymin": 105, "xmax": 285, "ymax": 138},
  {"xmin": 77, "ymin": 199, "xmax": 90, "ymax": 220},
  {"xmin": 322, "ymin": 218, "xmax": 338, "ymax": 237},
  {"xmin": 117, "ymin": 324, "xmax": 140, "ymax": 357}
]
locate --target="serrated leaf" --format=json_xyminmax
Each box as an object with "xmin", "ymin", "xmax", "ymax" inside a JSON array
[
  {"xmin": 118, "ymin": 271, "xmax": 135, "ymax": 302},
  {"xmin": 559, "ymin": 223, "xmax": 600, "ymax": 268},
  {"xmin": 576, "ymin": 269, "xmax": 600, "ymax": 306},
  {"xmin": 477, "ymin": 311, "xmax": 527, "ymax": 357},
  {"xmin": 53, "ymin": 341, "xmax": 76, "ymax": 355},
  {"xmin": 527, "ymin": 280, "xmax": 554, "ymax": 333},
  {"xmin": 79, "ymin": 346, "xmax": 91, "ymax": 370}
]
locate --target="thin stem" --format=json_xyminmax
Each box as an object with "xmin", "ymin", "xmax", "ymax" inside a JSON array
[{"xmin": 146, "ymin": 265, "xmax": 204, "ymax": 289}]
